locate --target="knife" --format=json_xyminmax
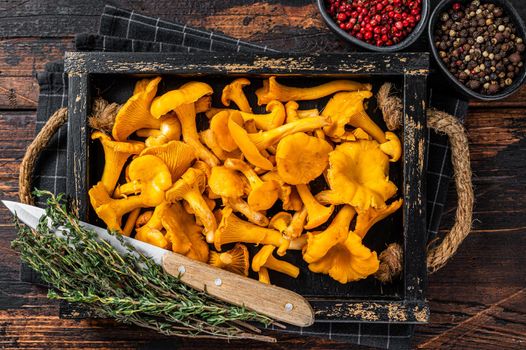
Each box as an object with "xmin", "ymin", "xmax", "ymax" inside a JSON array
[{"xmin": 3, "ymin": 200, "xmax": 314, "ymax": 327}]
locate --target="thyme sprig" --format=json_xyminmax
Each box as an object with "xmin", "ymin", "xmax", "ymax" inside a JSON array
[{"xmin": 11, "ymin": 190, "xmax": 275, "ymax": 342}]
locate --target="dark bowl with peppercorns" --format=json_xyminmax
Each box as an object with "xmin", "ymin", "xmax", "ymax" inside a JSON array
[
  {"xmin": 429, "ymin": 0, "xmax": 526, "ymax": 100},
  {"xmin": 317, "ymin": 0, "xmax": 430, "ymax": 52}
]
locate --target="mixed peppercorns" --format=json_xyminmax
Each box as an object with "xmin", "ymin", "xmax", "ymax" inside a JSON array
[
  {"xmin": 434, "ymin": 1, "xmax": 524, "ymax": 95},
  {"xmin": 325, "ymin": 0, "xmax": 422, "ymax": 47}
]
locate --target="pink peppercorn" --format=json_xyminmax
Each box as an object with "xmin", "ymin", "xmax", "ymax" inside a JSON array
[{"xmin": 325, "ymin": 0, "xmax": 422, "ymax": 47}]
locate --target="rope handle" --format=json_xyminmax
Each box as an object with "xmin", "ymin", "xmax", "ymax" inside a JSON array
[
  {"xmin": 375, "ymin": 83, "xmax": 474, "ymax": 281},
  {"xmin": 19, "ymin": 107, "xmax": 68, "ymax": 205},
  {"xmin": 19, "ymin": 89, "xmax": 474, "ymax": 280}
]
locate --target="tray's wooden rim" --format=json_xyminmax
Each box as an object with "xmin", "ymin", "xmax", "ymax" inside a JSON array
[
  {"xmin": 64, "ymin": 52, "xmax": 429, "ymax": 324},
  {"xmin": 64, "ymin": 51, "xmax": 429, "ymax": 75}
]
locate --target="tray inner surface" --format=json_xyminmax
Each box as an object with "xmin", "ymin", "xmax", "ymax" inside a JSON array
[{"xmin": 88, "ymin": 74, "xmax": 405, "ymax": 301}]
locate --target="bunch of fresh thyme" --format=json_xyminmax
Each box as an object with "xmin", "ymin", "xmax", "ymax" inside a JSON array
[{"xmin": 11, "ymin": 190, "xmax": 276, "ymax": 342}]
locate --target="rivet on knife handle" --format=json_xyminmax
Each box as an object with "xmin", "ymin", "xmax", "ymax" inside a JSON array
[{"xmin": 162, "ymin": 252, "xmax": 314, "ymax": 327}]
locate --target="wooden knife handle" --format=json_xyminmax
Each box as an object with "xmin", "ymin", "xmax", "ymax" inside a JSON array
[{"xmin": 162, "ymin": 252, "xmax": 314, "ymax": 327}]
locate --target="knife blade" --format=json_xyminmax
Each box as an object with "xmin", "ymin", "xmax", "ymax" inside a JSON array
[{"xmin": 3, "ymin": 200, "xmax": 314, "ymax": 327}]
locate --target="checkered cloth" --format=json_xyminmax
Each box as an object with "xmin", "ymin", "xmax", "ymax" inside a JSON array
[{"xmin": 28, "ymin": 5, "xmax": 469, "ymax": 349}]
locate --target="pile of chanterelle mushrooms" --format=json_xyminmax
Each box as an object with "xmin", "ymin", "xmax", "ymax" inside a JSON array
[{"xmin": 88, "ymin": 76, "xmax": 403, "ymax": 284}]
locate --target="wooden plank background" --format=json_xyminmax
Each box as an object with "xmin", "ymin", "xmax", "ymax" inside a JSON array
[{"xmin": 0, "ymin": 1, "xmax": 525, "ymax": 349}]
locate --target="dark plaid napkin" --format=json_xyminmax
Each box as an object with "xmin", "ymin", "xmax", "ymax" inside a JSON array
[{"xmin": 28, "ymin": 5, "xmax": 469, "ymax": 349}]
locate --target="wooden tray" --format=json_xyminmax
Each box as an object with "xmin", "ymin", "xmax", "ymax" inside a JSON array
[{"xmin": 64, "ymin": 52, "xmax": 429, "ymax": 324}]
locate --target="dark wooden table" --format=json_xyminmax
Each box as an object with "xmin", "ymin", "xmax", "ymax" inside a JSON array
[{"xmin": 1, "ymin": 1, "xmax": 525, "ymax": 349}]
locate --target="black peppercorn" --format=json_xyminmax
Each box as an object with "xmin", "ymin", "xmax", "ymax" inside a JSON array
[
  {"xmin": 466, "ymin": 80, "xmax": 481, "ymax": 89},
  {"xmin": 434, "ymin": 0, "xmax": 524, "ymax": 95},
  {"xmin": 509, "ymin": 52, "xmax": 521, "ymax": 64}
]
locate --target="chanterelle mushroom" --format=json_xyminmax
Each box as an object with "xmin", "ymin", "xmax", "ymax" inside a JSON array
[
  {"xmin": 322, "ymin": 91, "xmax": 387, "ymax": 143},
  {"xmin": 269, "ymin": 212, "xmax": 293, "ymax": 234},
  {"xmin": 379, "ymin": 131, "xmax": 402, "ymax": 162},
  {"xmin": 136, "ymin": 112, "xmax": 181, "ymax": 147},
  {"xmin": 252, "ymin": 245, "xmax": 300, "ymax": 281},
  {"xmin": 284, "ymin": 101, "xmax": 320, "ymax": 123},
  {"xmin": 247, "ymin": 116, "xmax": 329, "ymax": 150},
  {"xmin": 227, "ymin": 117, "xmax": 273, "ymax": 170},
  {"xmin": 135, "ymin": 202, "xmax": 171, "ymax": 249},
  {"xmin": 165, "ymin": 167, "xmax": 217, "ymax": 243},
  {"xmin": 214, "ymin": 207, "xmax": 305, "ymax": 253},
  {"xmin": 322, "ymin": 140, "xmax": 398, "ymax": 211},
  {"xmin": 150, "ymin": 81, "xmax": 214, "ymax": 118},
  {"xmin": 166, "ymin": 202, "xmax": 209, "ymax": 262},
  {"xmin": 256, "ymin": 76, "xmax": 372, "ymax": 105},
  {"xmin": 353, "ymin": 199, "xmax": 403, "ymax": 238},
  {"xmin": 296, "ymin": 184, "xmax": 334, "ymax": 230},
  {"xmin": 209, "ymin": 243, "xmax": 250, "ymax": 276},
  {"xmin": 275, "ymin": 132, "xmax": 332, "ymax": 185},
  {"xmin": 283, "ymin": 206, "xmax": 308, "ymax": 242},
  {"xmin": 308, "ymin": 231, "xmax": 379, "ymax": 284},
  {"xmin": 150, "ymin": 82, "xmax": 218, "ymax": 168},
  {"xmin": 210, "ymin": 110, "xmax": 243, "ymax": 152},
  {"xmin": 89, "ymin": 155, "xmax": 172, "ymax": 234},
  {"xmin": 228, "ymin": 115, "xmax": 329, "ymax": 170},
  {"xmin": 303, "ymin": 205, "xmax": 356, "ymax": 263},
  {"xmin": 238, "ymin": 100, "xmax": 286, "ymax": 131},
  {"xmin": 139, "ymin": 140, "xmax": 196, "ymax": 182},
  {"xmin": 260, "ymin": 171, "xmax": 300, "ymax": 211},
  {"xmin": 91, "ymin": 131, "xmax": 144, "ymax": 194},
  {"xmin": 112, "ymin": 77, "xmax": 162, "ymax": 141},
  {"xmin": 221, "ymin": 78, "xmax": 252, "ymax": 113},
  {"xmin": 208, "ymin": 166, "xmax": 268, "ymax": 226},
  {"xmin": 224, "ymin": 158, "xmax": 279, "ymax": 211}
]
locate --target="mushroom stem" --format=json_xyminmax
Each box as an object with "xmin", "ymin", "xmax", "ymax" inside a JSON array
[
  {"xmin": 352, "ymin": 110, "xmax": 387, "ymax": 143},
  {"xmin": 215, "ymin": 208, "xmax": 303, "ymax": 253},
  {"xmin": 224, "ymin": 158, "xmax": 260, "ymax": 187},
  {"xmin": 258, "ymin": 267, "xmax": 270, "ymax": 284},
  {"xmin": 122, "ymin": 208, "xmax": 141, "ymax": 237},
  {"xmin": 248, "ymin": 116, "xmax": 329, "ymax": 150},
  {"xmin": 238, "ymin": 100, "xmax": 285, "ymax": 130},
  {"xmin": 96, "ymin": 194, "xmax": 145, "ymax": 233},
  {"xmin": 228, "ymin": 117, "xmax": 273, "ymax": 170},
  {"xmin": 135, "ymin": 210, "xmax": 153, "ymax": 228},
  {"xmin": 256, "ymin": 76, "xmax": 372, "ymax": 105},
  {"xmin": 175, "ymin": 103, "xmax": 219, "ymax": 168},
  {"xmin": 224, "ymin": 197, "xmax": 269, "ymax": 227},
  {"xmin": 92, "ymin": 131, "xmax": 144, "ymax": 195},
  {"xmin": 283, "ymin": 206, "xmax": 308, "ymax": 241},
  {"xmin": 252, "ymin": 245, "xmax": 299, "ymax": 278},
  {"xmin": 296, "ymin": 184, "xmax": 334, "ymax": 230},
  {"xmin": 265, "ymin": 255, "xmax": 300, "ymax": 278}
]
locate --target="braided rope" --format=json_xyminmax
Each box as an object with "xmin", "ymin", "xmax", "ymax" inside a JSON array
[{"xmin": 374, "ymin": 83, "xmax": 474, "ymax": 281}]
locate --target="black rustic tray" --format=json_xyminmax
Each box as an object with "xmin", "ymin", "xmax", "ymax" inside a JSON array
[{"xmin": 64, "ymin": 52, "xmax": 429, "ymax": 324}]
